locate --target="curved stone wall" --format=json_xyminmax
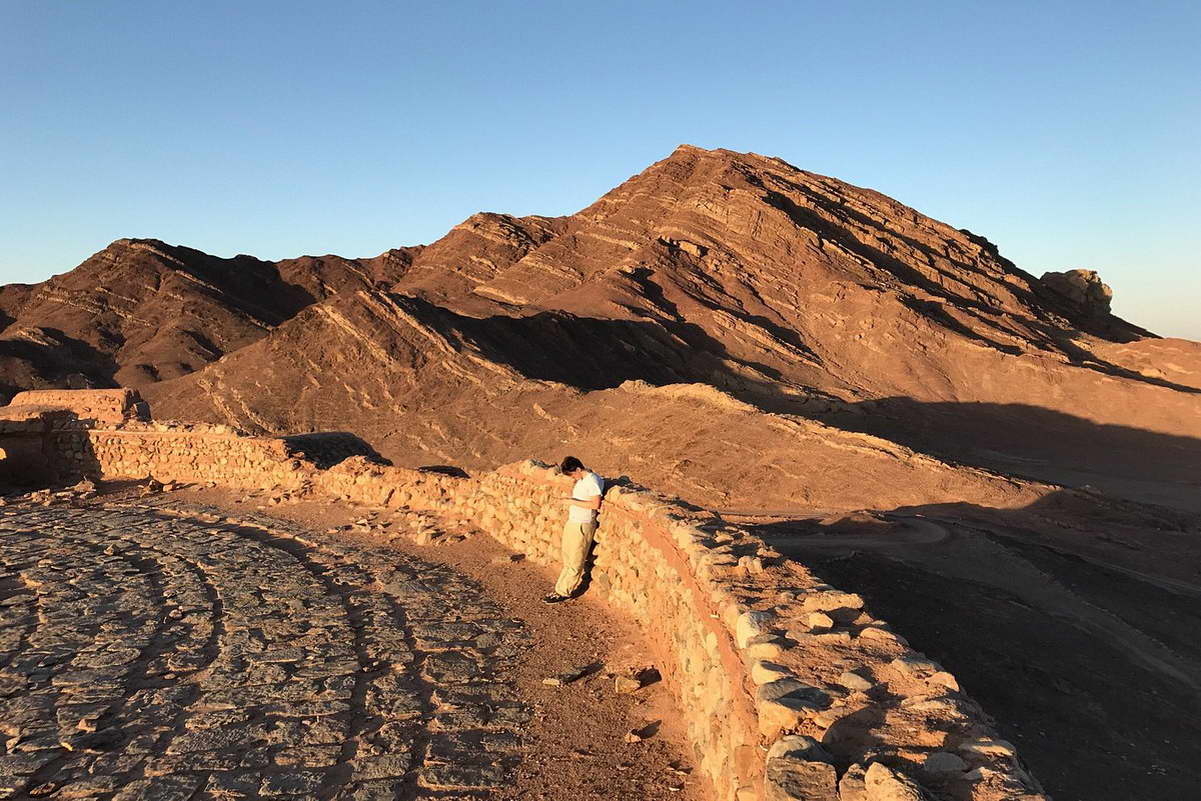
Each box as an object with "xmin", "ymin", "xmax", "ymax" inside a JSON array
[
  {"xmin": 317, "ymin": 459, "xmax": 766, "ymax": 798},
  {"xmin": 314, "ymin": 459, "xmax": 1047, "ymax": 801},
  {"xmin": 0, "ymin": 413, "xmax": 1048, "ymax": 801}
]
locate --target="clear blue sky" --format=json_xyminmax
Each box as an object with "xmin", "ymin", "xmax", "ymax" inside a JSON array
[{"xmin": 2, "ymin": 1, "xmax": 1198, "ymax": 338}]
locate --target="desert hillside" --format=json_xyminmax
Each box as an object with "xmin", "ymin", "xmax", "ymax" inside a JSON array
[
  {"xmin": 0, "ymin": 239, "xmax": 416, "ymax": 392},
  {"xmin": 4, "ymin": 146, "xmax": 1201, "ymax": 801},
  {"xmin": 4, "ymin": 146, "xmax": 1199, "ymax": 511},
  {"xmin": 147, "ymin": 146, "xmax": 1200, "ymax": 511}
]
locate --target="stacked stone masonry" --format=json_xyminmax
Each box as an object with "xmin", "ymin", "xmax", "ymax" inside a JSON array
[
  {"xmin": 0, "ymin": 404, "xmax": 1048, "ymax": 801},
  {"xmin": 5, "ymin": 389, "xmax": 150, "ymax": 424}
]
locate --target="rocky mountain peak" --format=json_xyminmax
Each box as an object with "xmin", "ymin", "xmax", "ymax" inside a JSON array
[{"xmin": 2, "ymin": 146, "xmax": 1196, "ymax": 514}]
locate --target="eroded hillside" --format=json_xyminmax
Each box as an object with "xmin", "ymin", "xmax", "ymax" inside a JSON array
[
  {"xmin": 4, "ymin": 146, "xmax": 1198, "ymax": 511},
  {"xmin": 0, "ymin": 238, "xmax": 416, "ymax": 394},
  {"xmin": 133, "ymin": 146, "xmax": 1200, "ymax": 511}
]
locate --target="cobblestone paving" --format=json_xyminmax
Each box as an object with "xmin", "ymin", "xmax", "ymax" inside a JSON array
[{"xmin": 0, "ymin": 501, "xmax": 530, "ymax": 800}]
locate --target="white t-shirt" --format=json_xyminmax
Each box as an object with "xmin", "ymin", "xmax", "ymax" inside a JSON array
[{"xmin": 568, "ymin": 471, "xmax": 604, "ymax": 524}]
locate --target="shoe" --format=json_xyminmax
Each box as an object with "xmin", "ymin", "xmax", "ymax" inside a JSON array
[{"xmin": 542, "ymin": 593, "xmax": 569, "ymax": 604}]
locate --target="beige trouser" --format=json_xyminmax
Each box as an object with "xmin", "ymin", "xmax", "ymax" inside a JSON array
[{"xmin": 554, "ymin": 519, "xmax": 598, "ymax": 597}]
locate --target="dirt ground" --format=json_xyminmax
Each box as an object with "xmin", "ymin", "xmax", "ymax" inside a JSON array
[
  {"xmin": 163, "ymin": 483, "xmax": 706, "ymax": 801},
  {"xmin": 11, "ymin": 465, "xmax": 1201, "ymax": 801}
]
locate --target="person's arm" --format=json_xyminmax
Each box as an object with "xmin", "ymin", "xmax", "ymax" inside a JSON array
[
  {"xmin": 567, "ymin": 475, "xmax": 603, "ymax": 511},
  {"xmin": 561, "ymin": 495, "xmax": 601, "ymax": 509}
]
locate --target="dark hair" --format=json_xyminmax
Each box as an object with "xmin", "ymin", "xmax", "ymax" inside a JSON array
[{"xmin": 559, "ymin": 456, "xmax": 584, "ymax": 474}]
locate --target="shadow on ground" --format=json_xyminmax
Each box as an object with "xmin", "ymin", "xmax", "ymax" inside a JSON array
[
  {"xmin": 750, "ymin": 492, "xmax": 1201, "ymax": 801},
  {"xmin": 832, "ymin": 398, "xmax": 1201, "ymax": 512}
]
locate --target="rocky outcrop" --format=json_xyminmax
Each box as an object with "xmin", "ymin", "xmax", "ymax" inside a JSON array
[{"xmin": 1040, "ymin": 268, "xmax": 1114, "ymax": 316}]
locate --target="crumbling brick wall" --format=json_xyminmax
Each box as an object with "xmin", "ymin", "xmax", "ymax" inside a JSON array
[
  {"xmin": 6, "ymin": 388, "xmax": 149, "ymax": 423},
  {"xmin": 4, "ymin": 419, "xmax": 310, "ymax": 490}
]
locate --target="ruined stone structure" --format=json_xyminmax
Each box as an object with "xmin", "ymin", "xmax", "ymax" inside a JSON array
[{"xmin": 0, "ymin": 391, "xmax": 1046, "ymax": 801}]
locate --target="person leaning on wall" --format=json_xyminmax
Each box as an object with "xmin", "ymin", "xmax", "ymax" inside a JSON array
[{"xmin": 543, "ymin": 456, "xmax": 604, "ymax": 604}]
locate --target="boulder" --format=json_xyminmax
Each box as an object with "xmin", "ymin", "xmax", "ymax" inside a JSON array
[
  {"xmin": 737, "ymin": 610, "xmax": 778, "ymax": 648},
  {"xmin": 764, "ymin": 754, "xmax": 838, "ymax": 801},
  {"xmin": 614, "ymin": 675, "xmax": 642, "ymax": 693},
  {"xmin": 1040, "ymin": 269, "xmax": 1113, "ymax": 316},
  {"xmin": 864, "ymin": 763, "xmax": 930, "ymax": 801},
  {"xmin": 757, "ymin": 678, "xmax": 827, "ymax": 705},
  {"xmin": 921, "ymin": 751, "xmax": 968, "ymax": 778},
  {"xmin": 926, "ymin": 671, "xmax": 959, "ymax": 692},
  {"xmin": 758, "ymin": 698, "xmax": 806, "ymax": 737},
  {"xmin": 745, "ymin": 636, "xmax": 789, "ymax": 661},
  {"xmin": 756, "ymin": 678, "xmax": 800, "ymax": 703},
  {"xmin": 801, "ymin": 592, "xmax": 865, "ymax": 614},
  {"xmin": 889, "ymin": 654, "xmax": 939, "ymax": 676},
  {"xmin": 838, "ymin": 763, "xmax": 868, "ymax": 801},
  {"xmin": 766, "ymin": 735, "xmax": 833, "ymax": 763},
  {"xmin": 837, "ymin": 670, "xmax": 875, "ymax": 692},
  {"xmin": 751, "ymin": 660, "xmax": 793, "ymax": 685},
  {"xmin": 807, "ymin": 612, "xmax": 835, "ymax": 632},
  {"xmin": 958, "ymin": 738, "xmax": 1018, "ymax": 759}
]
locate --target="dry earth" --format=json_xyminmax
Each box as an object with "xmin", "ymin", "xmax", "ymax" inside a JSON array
[{"xmin": 0, "ymin": 482, "xmax": 701, "ymax": 801}]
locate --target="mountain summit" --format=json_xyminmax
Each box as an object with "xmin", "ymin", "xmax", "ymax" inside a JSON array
[{"xmin": 4, "ymin": 146, "xmax": 1199, "ymax": 510}]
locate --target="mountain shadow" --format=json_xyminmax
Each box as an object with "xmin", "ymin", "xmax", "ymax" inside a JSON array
[
  {"xmin": 750, "ymin": 490, "xmax": 1201, "ymax": 801},
  {"xmin": 832, "ymin": 398, "xmax": 1201, "ymax": 512}
]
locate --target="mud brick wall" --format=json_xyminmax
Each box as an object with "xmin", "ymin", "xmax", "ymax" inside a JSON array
[
  {"xmin": 464, "ymin": 465, "xmax": 759, "ymax": 799},
  {"xmin": 470, "ymin": 464, "xmax": 764, "ymax": 799},
  {"xmin": 0, "ymin": 418, "xmax": 47, "ymax": 484},
  {"xmin": 80, "ymin": 428, "xmax": 309, "ymax": 488},
  {"xmin": 6, "ymin": 388, "xmax": 148, "ymax": 423},
  {"xmin": 316, "ymin": 460, "xmax": 764, "ymax": 799}
]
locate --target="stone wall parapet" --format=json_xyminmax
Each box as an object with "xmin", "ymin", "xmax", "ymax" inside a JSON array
[{"xmin": 308, "ymin": 456, "xmax": 1046, "ymax": 801}]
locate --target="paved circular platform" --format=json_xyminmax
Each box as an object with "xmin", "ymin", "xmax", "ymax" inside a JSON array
[{"xmin": 0, "ymin": 503, "xmax": 530, "ymax": 800}]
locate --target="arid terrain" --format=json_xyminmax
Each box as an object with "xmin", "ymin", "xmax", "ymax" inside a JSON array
[
  {"xmin": 2, "ymin": 145, "xmax": 1199, "ymax": 800},
  {"xmin": 0, "ymin": 478, "xmax": 705, "ymax": 801}
]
